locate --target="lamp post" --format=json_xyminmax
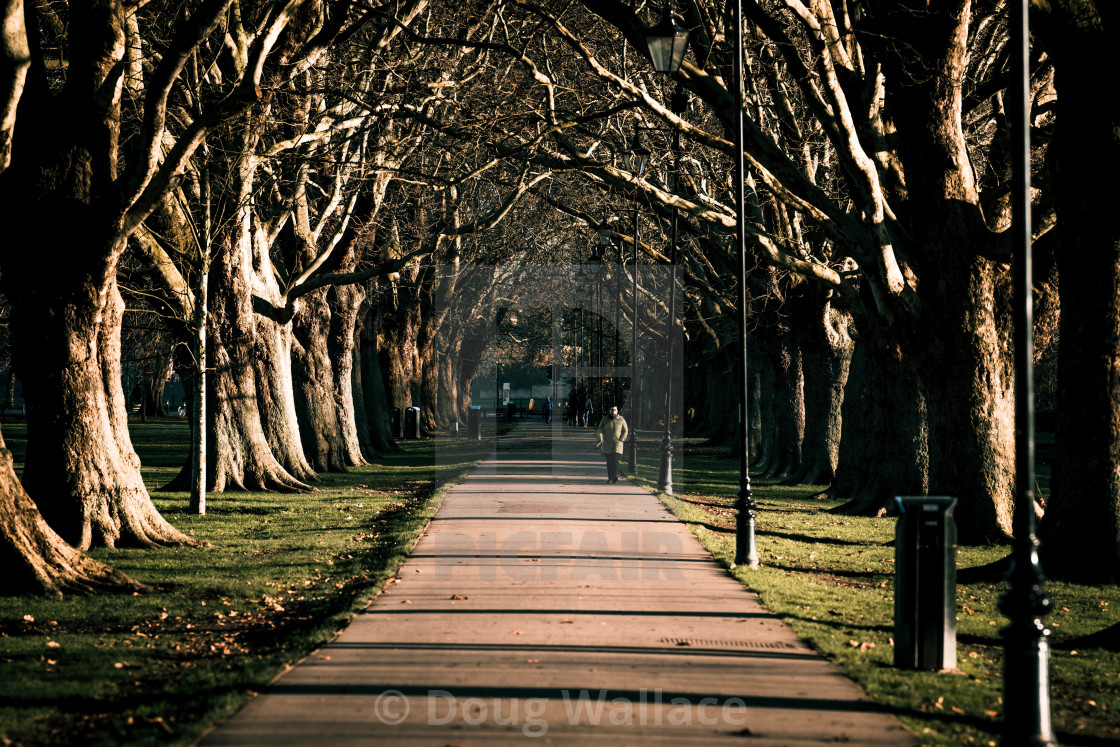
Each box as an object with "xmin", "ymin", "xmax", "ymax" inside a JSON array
[
  {"xmin": 655, "ymin": 87, "xmax": 688, "ymax": 494},
  {"xmin": 999, "ymin": 1, "xmax": 1054, "ymax": 743},
  {"xmin": 628, "ymin": 125, "xmax": 650, "ymax": 474},
  {"xmin": 589, "ymin": 241, "xmax": 604, "ymax": 420},
  {"xmin": 576, "ymin": 262, "xmax": 588, "ymax": 423},
  {"xmin": 642, "ymin": 2, "xmax": 689, "ymax": 489},
  {"xmin": 729, "ymin": 0, "xmax": 758, "ymax": 568}
]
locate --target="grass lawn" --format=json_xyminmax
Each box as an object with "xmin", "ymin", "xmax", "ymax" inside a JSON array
[
  {"xmin": 627, "ymin": 433, "xmax": 1120, "ymax": 747},
  {"xmin": 0, "ymin": 419, "xmax": 510, "ymax": 746}
]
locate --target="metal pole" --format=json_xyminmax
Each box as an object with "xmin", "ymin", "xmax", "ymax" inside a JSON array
[
  {"xmin": 659, "ymin": 111, "xmax": 683, "ymax": 495},
  {"xmin": 628, "ymin": 183, "xmax": 641, "ymax": 473},
  {"xmin": 615, "ymin": 240, "xmax": 622, "ymax": 407},
  {"xmin": 999, "ymin": 2, "xmax": 1054, "ymax": 744},
  {"xmin": 731, "ymin": 0, "xmax": 757, "ymax": 568},
  {"xmin": 597, "ymin": 267, "xmax": 604, "ymax": 420}
]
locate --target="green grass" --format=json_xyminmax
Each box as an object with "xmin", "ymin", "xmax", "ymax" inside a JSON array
[
  {"xmin": 628, "ymin": 434, "xmax": 1120, "ymax": 746},
  {"xmin": 0, "ymin": 419, "xmax": 505, "ymax": 746}
]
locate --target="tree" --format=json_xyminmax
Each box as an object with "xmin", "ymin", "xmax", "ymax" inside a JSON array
[{"xmin": 1036, "ymin": 0, "xmax": 1120, "ymax": 582}]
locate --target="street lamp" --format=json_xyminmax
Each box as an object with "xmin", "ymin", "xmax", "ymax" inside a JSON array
[
  {"xmin": 999, "ymin": 1, "xmax": 1054, "ymax": 743},
  {"xmin": 729, "ymin": 1, "xmax": 758, "ymax": 568},
  {"xmin": 588, "ymin": 241, "xmax": 604, "ymax": 421},
  {"xmin": 658, "ymin": 86, "xmax": 688, "ymax": 495},
  {"xmin": 627, "ymin": 126, "xmax": 651, "ymax": 474},
  {"xmin": 643, "ymin": 2, "xmax": 690, "ymax": 74}
]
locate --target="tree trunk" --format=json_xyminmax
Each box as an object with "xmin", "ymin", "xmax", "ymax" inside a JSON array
[
  {"xmin": 758, "ymin": 330, "xmax": 804, "ymax": 480},
  {"xmin": 14, "ymin": 279, "xmax": 194, "ymax": 549},
  {"xmin": 292, "ymin": 285, "xmax": 348, "ymax": 472},
  {"xmin": 141, "ymin": 357, "xmax": 171, "ymax": 418},
  {"xmin": 829, "ymin": 326, "xmax": 929, "ymax": 516},
  {"xmin": 1039, "ymin": 6, "xmax": 1120, "ymax": 583},
  {"xmin": 0, "ymin": 426, "xmax": 145, "ymax": 595},
  {"xmin": 783, "ymin": 289, "xmax": 854, "ymax": 486},
  {"xmin": 207, "ymin": 227, "xmax": 310, "ymax": 492},
  {"xmin": 350, "ymin": 304, "xmax": 380, "ymax": 458},
  {"xmin": 841, "ymin": 3, "xmax": 1017, "ymax": 542},
  {"xmin": 252, "ymin": 235, "xmax": 317, "ymax": 482},
  {"xmin": 747, "ymin": 340, "xmax": 778, "ymax": 471},
  {"xmin": 329, "ymin": 284, "xmax": 369, "ymax": 466},
  {"xmin": 358, "ymin": 301, "xmax": 401, "ymax": 453}
]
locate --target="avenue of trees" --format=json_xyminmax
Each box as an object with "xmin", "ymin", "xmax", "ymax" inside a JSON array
[{"xmin": 0, "ymin": 0, "xmax": 1116, "ymax": 593}]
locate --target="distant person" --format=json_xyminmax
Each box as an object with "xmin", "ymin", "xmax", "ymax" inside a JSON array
[
  {"xmin": 594, "ymin": 405, "xmax": 629, "ymax": 483},
  {"xmin": 581, "ymin": 393, "xmax": 594, "ymax": 427},
  {"xmin": 543, "ymin": 397, "xmax": 553, "ymax": 423}
]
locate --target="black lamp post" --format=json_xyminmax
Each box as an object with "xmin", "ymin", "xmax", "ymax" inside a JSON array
[
  {"xmin": 729, "ymin": 0, "xmax": 758, "ymax": 568},
  {"xmin": 642, "ymin": 2, "xmax": 690, "ymax": 493},
  {"xmin": 657, "ymin": 87, "xmax": 688, "ymax": 494},
  {"xmin": 589, "ymin": 241, "xmax": 604, "ymax": 420},
  {"xmin": 999, "ymin": 1, "xmax": 1054, "ymax": 743},
  {"xmin": 576, "ymin": 262, "xmax": 587, "ymax": 420},
  {"xmin": 628, "ymin": 126, "xmax": 650, "ymax": 474}
]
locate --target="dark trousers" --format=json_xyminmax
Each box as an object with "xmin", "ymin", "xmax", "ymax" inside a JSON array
[{"xmin": 603, "ymin": 453, "xmax": 619, "ymax": 482}]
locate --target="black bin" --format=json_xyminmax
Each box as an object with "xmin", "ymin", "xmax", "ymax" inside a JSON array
[
  {"xmin": 507, "ymin": 402, "xmax": 516, "ymax": 420},
  {"xmin": 389, "ymin": 407, "xmax": 404, "ymax": 438},
  {"xmin": 403, "ymin": 406, "xmax": 420, "ymax": 439},
  {"xmin": 468, "ymin": 406, "xmax": 482, "ymax": 440},
  {"xmin": 894, "ymin": 496, "xmax": 958, "ymax": 670}
]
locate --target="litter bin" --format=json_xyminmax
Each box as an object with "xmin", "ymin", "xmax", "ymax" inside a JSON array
[
  {"xmin": 468, "ymin": 406, "xmax": 482, "ymax": 440},
  {"xmin": 507, "ymin": 402, "xmax": 516, "ymax": 420},
  {"xmin": 894, "ymin": 496, "xmax": 958, "ymax": 670},
  {"xmin": 389, "ymin": 407, "xmax": 404, "ymax": 438},
  {"xmin": 404, "ymin": 406, "xmax": 420, "ymax": 439}
]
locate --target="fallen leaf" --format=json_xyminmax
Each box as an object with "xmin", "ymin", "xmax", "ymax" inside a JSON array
[
  {"xmin": 46, "ymin": 641, "xmax": 60, "ymax": 648},
  {"xmin": 22, "ymin": 615, "xmax": 34, "ymax": 623},
  {"xmin": 450, "ymin": 594, "xmax": 468, "ymax": 600},
  {"xmin": 510, "ymin": 630, "xmax": 523, "ymax": 635}
]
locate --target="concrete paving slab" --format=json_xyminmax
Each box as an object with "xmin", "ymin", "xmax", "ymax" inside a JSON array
[{"xmin": 198, "ymin": 420, "xmax": 917, "ymax": 746}]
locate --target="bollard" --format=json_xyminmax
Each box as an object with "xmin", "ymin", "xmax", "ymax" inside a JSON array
[
  {"xmin": 894, "ymin": 496, "xmax": 958, "ymax": 671},
  {"xmin": 389, "ymin": 407, "xmax": 404, "ymax": 439},
  {"xmin": 403, "ymin": 406, "xmax": 421, "ymax": 439},
  {"xmin": 468, "ymin": 406, "xmax": 482, "ymax": 440}
]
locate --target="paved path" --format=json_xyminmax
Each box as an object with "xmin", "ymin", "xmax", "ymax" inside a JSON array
[{"xmin": 200, "ymin": 421, "xmax": 916, "ymax": 745}]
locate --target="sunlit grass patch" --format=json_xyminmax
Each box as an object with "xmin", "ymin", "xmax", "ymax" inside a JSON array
[
  {"xmin": 0, "ymin": 420, "xmax": 494, "ymax": 745},
  {"xmin": 631, "ymin": 438, "xmax": 1120, "ymax": 746}
]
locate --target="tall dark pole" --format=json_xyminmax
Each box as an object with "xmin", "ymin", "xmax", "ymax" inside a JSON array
[
  {"xmin": 628, "ymin": 140, "xmax": 645, "ymax": 475},
  {"xmin": 659, "ymin": 89, "xmax": 686, "ymax": 495},
  {"xmin": 596, "ymin": 264, "xmax": 604, "ymax": 419},
  {"xmin": 730, "ymin": 0, "xmax": 757, "ymax": 568},
  {"xmin": 615, "ymin": 238, "xmax": 622, "ymax": 408},
  {"xmin": 999, "ymin": 2, "xmax": 1054, "ymax": 744}
]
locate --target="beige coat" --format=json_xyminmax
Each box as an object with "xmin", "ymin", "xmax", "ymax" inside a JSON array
[{"xmin": 596, "ymin": 415, "xmax": 629, "ymax": 455}]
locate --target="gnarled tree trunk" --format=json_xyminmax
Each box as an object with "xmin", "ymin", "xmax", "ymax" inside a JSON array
[
  {"xmin": 329, "ymin": 283, "xmax": 370, "ymax": 466},
  {"xmin": 0, "ymin": 426, "xmax": 144, "ymax": 595},
  {"xmin": 783, "ymin": 288, "xmax": 854, "ymax": 486},
  {"xmin": 292, "ymin": 284, "xmax": 348, "ymax": 472},
  {"xmin": 14, "ymin": 278, "xmax": 194, "ymax": 548},
  {"xmin": 207, "ymin": 220, "xmax": 310, "ymax": 492},
  {"xmin": 358, "ymin": 302, "xmax": 401, "ymax": 454}
]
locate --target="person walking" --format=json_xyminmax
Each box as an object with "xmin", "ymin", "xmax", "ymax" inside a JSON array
[
  {"xmin": 581, "ymin": 391, "xmax": 594, "ymax": 427},
  {"xmin": 594, "ymin": 405, "xmax": 629, "ymax": 483},
  {"xmin": 543, "ymin": 397, "xmax": 553, "ymax": 424}
]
